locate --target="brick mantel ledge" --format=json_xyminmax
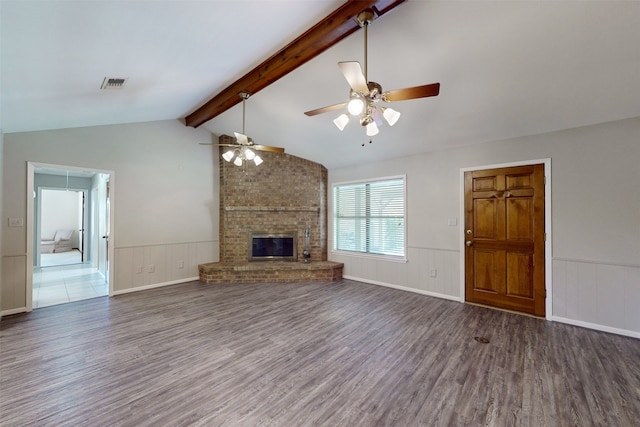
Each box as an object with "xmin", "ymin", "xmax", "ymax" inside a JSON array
[
  {"xmin": 199, "ymin": 261, "xmax": 344, "ymax": 284},
  {"xmin": 224, "ymin": 206, "xmax": 320, "ymax": 212}
]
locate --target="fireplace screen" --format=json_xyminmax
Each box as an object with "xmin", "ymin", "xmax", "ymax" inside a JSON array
[{"xmin": 249, "ymin": 232, "xmax": 297, "ymax": 261}]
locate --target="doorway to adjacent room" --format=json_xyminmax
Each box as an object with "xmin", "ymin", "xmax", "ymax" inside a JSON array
[{"xmin": 27, "ymin": 162, "xmax": 114, "ymax": 310}]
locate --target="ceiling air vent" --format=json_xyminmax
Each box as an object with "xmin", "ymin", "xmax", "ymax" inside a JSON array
[{"xmin": 100, "ymin": 77, "xmax": 127, "ymax": 90}]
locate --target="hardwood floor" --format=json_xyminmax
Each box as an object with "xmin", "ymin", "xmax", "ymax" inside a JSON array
[{"xmin": 1, "ymin": 279, "xmax": 639, "ymax": 426}]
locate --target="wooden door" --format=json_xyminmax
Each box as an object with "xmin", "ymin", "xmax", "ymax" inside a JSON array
[{"xmin": 464, "ymin": 164, "xmax": 545, "ymax": 316}]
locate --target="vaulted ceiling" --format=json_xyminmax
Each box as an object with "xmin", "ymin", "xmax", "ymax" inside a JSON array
[{"xmin": 2, "ymin": 1, "xmax": 639, "ymax": 169}]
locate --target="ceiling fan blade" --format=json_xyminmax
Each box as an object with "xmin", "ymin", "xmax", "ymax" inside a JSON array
[
  {"xmin": 383, "ymin": 83, "xmax": 440, "ymax": 102},
  {"xmin": 234, "ymin": 132, "xmax": 250, "ymax": 145},
  {"xmin": 338, "ymin": 61, "xmax": 369, "ymax": 94},
  {"xmin": 200, "ymin": 141, "xmax": 283, "ymax": 153},
  {"xmin": 252, "ymin": 144, "xmax": 285, "ymax": 153},
  {"xmin": 304, "ymin": 102, "xmax": 347, "ymax": 116}
]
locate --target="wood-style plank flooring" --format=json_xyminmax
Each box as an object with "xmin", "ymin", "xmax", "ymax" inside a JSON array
[{"xmin": 1, "ymin": 279, "xmax": 639, "ymax": 426}]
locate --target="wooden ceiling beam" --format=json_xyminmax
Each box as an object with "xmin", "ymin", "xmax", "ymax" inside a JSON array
[{"xmin": 184, "ymin": 0, "xmax": 407, "ymax": 128}]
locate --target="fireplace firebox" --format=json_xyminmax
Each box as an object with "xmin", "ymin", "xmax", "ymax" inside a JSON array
[{"xmin": 249, "ymin": 232, "xmax": 297, "ymax": 262}]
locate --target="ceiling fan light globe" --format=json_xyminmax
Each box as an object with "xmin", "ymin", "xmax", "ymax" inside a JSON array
[
  {"xmin": 244, "ymin": 148, "xmax": 256, "ymax": 160},
  {"xmin": 233, "ymin": 156, "xmax": 243, "ymax": 167},
  {"xmin": 253, "ymin": 155, "xmax": 263, "ymax": 166},
  {"xmin": 366, "ymin": 122, "xmax": 379, "ymax": 137},
  {"xmin": 222, "ymin": 150, "xmax": 235, "ymax": 162},
  {"xmin": 333, "ymin": 114, "xmax": 349, "ymax": 131},
  {"xmin": 383, "ymin": 107, "xmax": 401, "ymax": 126},
  {"xmin": 347, "ymin": 98, "xmax": 365, "ymax": 116}
]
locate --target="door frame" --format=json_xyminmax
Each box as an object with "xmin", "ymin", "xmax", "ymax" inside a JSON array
[
  {"xmin": 26, "ymin": 162, "xmax": 116, "ymax": 312},
  {"xmin": 459, "ymin": 158, "xmax": 552, "ymax": 319}
]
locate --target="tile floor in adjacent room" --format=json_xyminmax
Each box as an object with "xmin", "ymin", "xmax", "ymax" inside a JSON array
[{"xmin": 33, "ymin": 263, "xmax": 108, "ymax": 308}]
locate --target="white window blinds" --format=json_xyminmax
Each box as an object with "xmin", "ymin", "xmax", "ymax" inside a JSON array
[{"xmin": 334, "ymin": 177, "xmax": 405, "ymax": 258}]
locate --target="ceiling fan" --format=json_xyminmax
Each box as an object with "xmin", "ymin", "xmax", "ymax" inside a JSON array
[
  {"xmin": 201, "ymin": 92, "xmax": 284, "ymax": 167},
  {"xmin": 304, "ymin": 9, "xmax": 440, "ymax": 137}
]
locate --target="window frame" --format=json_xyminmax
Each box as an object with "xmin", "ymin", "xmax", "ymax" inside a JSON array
[{"xmin": 332, "ymin": 174, "xmax": 407, "ymax": 262}]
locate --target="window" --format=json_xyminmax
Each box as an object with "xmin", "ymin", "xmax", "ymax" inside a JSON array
[{"xmin": 333, "ymin": 176, "xmax": 405, "ymax": 258}]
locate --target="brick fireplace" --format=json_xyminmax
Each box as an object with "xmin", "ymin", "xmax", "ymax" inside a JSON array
[{"xmin": 198, "ymin": 135, "xmax": 343, "ymax": 284}]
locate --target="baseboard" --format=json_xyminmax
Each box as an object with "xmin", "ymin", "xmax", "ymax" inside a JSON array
[
  {"xmin": 551, "ymin": 315, "xmax": 640, "ymax": 339},
  {"xmin": 1, "ymin": 307, "xmax": 27, "ymax": 317},
  {"xmin": 342, "ymin": 275, "xmax": 463, "ymax": 303},
  {"xmin": 112, "ymin": 277, "xmax": 200, "ymax": 296}
]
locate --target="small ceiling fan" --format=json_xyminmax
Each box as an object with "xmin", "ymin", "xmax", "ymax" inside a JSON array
[
  {"xmin": 201, "ymin": 92, "xmax": 284, "ymax": 167},
  {"xmin": 304, "ymin": 9, "xmax": 440, "ymax": 137}
]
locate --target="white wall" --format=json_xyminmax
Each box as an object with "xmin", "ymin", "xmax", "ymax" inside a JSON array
[
  {"xmin": 329, "ymin": 117, "xmax": 640, "ymax": 337},
  {"xmin": 1, "ymin": 120, "xmax": 220, "ymax": 312}
]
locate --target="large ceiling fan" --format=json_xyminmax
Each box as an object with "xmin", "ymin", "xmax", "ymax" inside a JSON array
[
  {"xmin": 201, "ymin": 92, "xmax": 284, "ymax": 167},
  {"xmin": 304, "ymin": 9, "xmax": 440, "ymax": 137}
]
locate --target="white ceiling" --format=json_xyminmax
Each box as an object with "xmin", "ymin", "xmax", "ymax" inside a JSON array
[{"xmin": 2, "ymin": 1, "xmax": 639, "ymax": 169}]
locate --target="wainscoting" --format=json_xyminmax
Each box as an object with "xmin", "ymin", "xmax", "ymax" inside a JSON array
[
  {"xmin": 114, "ymin": 241, "xmax": 218, "ymax": 294},
  {"xmin": 552, "ymin": 258, "xmax": 640, "ymax": 337},
  {"xmin": 1, "ymin": 254, "xmax": 28, "ymax": 314}
]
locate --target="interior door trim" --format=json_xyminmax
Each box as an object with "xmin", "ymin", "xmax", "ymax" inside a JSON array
[{"xmin": 459, "ymin": 158, "xmax": 552, "ymax": 319}]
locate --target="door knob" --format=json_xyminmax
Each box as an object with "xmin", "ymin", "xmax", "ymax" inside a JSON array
[{"xmin": 466, "ymin": 241, "xmax": 473, "ymax": 247}]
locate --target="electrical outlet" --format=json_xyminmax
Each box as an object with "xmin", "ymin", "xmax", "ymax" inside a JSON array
[
  {"xmin": 148, "ymin": 264, "xmax": 155, "ymax": 273},
  {"xmin": 430, "ymin": 269, "xmax": 437, "ymax": 278},
  {"xmin": 177, "ymin": 260, "xmax": 184, "ymax": 269}
]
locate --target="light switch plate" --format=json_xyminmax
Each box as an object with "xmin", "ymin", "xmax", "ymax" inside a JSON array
[
  {"xmin": 447, "ymin": 218, "xmax": 457, "ymax": 226},
  {"xmin": 9, "ymin": 217, "xmax": 24, "ymax": 227}
]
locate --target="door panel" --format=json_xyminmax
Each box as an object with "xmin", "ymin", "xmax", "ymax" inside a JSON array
[
  {"xmin": 506, "ymin": 198, "xmax": 533, "ymax": 240},
  {"xmin": 473, "ymin": 176, "xmax": 497, "ymax": 191},
  {"xmin": 474, "ymin": 199, "xmax": 498, "ymax": 239},
  {"xmin": 506, "ymin": 252, "xmax": 533, "ymax": 298},
  {"xmin": 506, "ymin": 173, "xmax": 532, "ymax": 189},
  {"xmin": 474, "ymin": 249, "xmax": 501, "ymax": 292},
  {"xmin": 465, "ymin": 164, "xmax": 545, "ymax": 316}
]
